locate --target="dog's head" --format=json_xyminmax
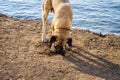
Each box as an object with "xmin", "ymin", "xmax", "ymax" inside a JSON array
[{"xmin": 50, "ymin": 35, "xmax": 72, "ymax": 54}]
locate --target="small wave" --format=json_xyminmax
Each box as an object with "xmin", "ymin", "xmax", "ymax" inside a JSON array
[{"xmin": 8, "ymin": 0, "xmax": 39, "ymax": 3}]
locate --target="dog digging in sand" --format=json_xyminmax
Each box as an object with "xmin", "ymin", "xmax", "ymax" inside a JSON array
[{"xmin": 42, "ymin": 0, "xmax": 73, "ymax": 54}]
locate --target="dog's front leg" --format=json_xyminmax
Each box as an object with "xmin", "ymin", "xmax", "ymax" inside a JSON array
[
  {"xmin": 51, "ymin": 22, "xmax": 54, "ymax": 35},
  {"xmin": 42, "ymin": 5, "xmax": 49, "ymax": 42}
]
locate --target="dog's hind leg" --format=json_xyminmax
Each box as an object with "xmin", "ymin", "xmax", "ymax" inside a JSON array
[{"xmin": 41, "ymin": 3, "xmax": 49, "ymax": 42}]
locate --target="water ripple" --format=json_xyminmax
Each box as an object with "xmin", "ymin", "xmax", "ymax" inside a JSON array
[{"xmin": 0, "ymin": 0, "xmax": 120, "ymax": 35}]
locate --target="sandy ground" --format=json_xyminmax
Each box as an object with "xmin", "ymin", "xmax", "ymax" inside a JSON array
[{"xmin": 0, "ymin": 13, "xmax": 120, "ymax": 80}]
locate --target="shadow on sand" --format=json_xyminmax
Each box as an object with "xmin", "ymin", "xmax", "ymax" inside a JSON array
[{"xmin": 64, "ymin": 46, "xmax": 120, "ymax": 80}]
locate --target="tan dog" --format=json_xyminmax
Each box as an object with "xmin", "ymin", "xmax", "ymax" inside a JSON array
[{"xmin": 42, "ymin": 0, "xmax": 73, "ymax": 53}]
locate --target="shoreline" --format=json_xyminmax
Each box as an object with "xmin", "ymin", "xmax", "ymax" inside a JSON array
[{"xmin": 1, "ymin": 13, "xmax": 120, "ymax": 36}]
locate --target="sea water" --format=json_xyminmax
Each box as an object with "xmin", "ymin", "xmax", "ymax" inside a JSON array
[{"xmin": 0, "ymin": 0, "xmax": 120, "ymax": 35}]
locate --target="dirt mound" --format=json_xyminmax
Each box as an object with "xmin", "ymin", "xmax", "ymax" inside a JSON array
[
  {"xmin": 84, "ymin": 33, "xmax": 120, "ymax": 51},
  {"xmin": 0, "ymin": 13, "xmax": 120, "ymax": 80}
]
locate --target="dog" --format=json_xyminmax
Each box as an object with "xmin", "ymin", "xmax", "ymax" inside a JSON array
[{"xmin": 42, "ymin": 0, "xmax": 73, "ymax": 54}]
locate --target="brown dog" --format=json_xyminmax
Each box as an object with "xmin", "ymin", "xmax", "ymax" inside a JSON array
[{"xmin": 42, "ymin": 0, "xmax": 73, "ymax": 53}]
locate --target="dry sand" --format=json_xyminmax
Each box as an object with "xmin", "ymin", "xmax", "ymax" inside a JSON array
[{"xmin": 0, "ymin": 13, "xmax": 120, "ymax": 80}]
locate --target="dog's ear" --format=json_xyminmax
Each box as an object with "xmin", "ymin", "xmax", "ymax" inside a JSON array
[
  {"xmin": 67, "ymin": 38, "xmax": 72, "ymax": 47},
  {"xmin": 50, "ymin": 36, "xmax": 57, "ymax": 47}
]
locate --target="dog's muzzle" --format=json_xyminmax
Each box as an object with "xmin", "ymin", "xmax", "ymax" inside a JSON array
[
  {"xmin": 55, "ymin": 45, "xmax": 64, "ymax": 53},
  {"xmin": 50, "ymin": 44, "xmax": 65, "ymax": 55}
]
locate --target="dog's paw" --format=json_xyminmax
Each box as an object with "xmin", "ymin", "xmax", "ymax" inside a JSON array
[
  {"xmin": 42, "ymin": 38, "xmax": 48, "ymax": 43},
  {"xmin": 65, "ymin": 44, "xmax": 71, "ymax": 51}
]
